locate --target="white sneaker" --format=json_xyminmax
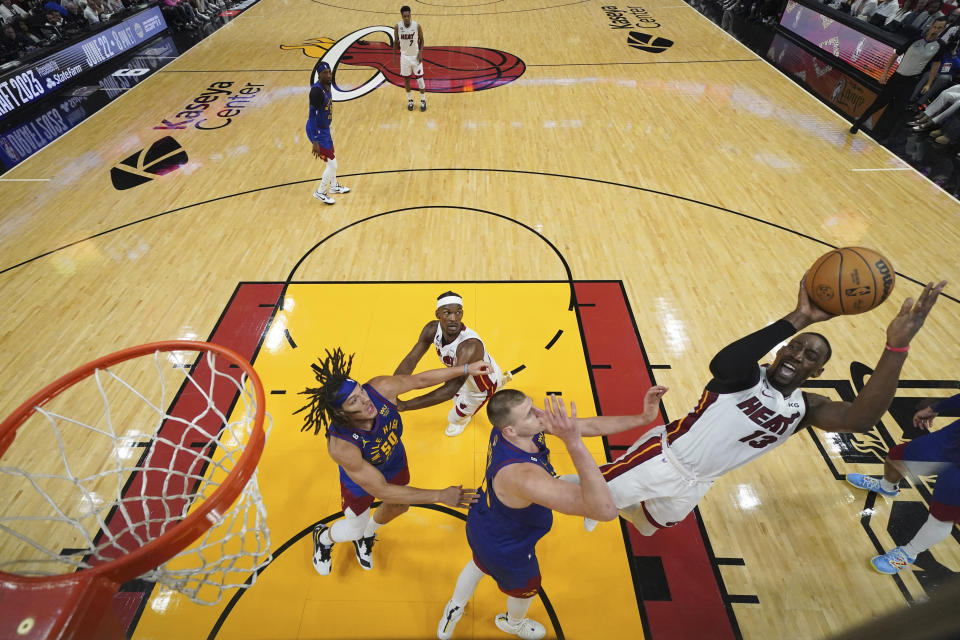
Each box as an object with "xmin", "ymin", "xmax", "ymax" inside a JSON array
[
  {"xmin": 312, "ymin": 524, "xmax": 333, "ymax": 575},
  {"xmin": 494, "ymin": 614, "xmax": 545, "ymax": 640},
  {"xmin": 583, "ymin": 517, "xmax": 598, "ymax": 532},
  {"xmin": 329, "ymin": 184, "xmax": 350, "ymax": 194},
  {"xmin": 313, "ymin": 191, "xmax": 335, "ymax": 205},
  {"xmin": 352, "ymin": 535, "xmax": 375, "ymax": 570},
  {"xmin": 445, "ymin": 421, "xmax": 469, "ymax": 437},
  {"xmin": 437, "ymin": 600, "xmax": 464, "ymax": 639}
]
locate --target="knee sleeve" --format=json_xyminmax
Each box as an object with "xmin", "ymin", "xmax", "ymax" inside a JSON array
[{"xmin": 329, "ymin": 508, "xmax": 370, "ymax": 543}]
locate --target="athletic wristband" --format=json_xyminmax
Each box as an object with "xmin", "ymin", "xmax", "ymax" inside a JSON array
[
  {"xmin": 464, "ymin": 364, "xmax": 469, "ymax": 375},
  {"xmin": 885, "ymin": 344, "xmax": 909, "ymax": 353}
]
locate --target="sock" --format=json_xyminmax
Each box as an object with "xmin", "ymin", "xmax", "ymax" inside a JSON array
[
  {"xmin": 506, "ymin": 595, "xmax": 534, "ymax": 625},
  {"xmin": 880, "ymin": 478, "xmax": 898, "ymax": 493},
  {"xmin": 406, "ymin": 90, "xmax": 412, "ymax": 100},
  {"xmin": 318, "ymin": 157, "xmax": 337, "ymax": 193},
  {"xmin": 363, "ymin": 515, "xmax": 384, "ymax": 538},
  {"xmin": 319, "ymin": 529, "xmax": 333, "ymax": 546},
  {"xmin": 903, "ymin": 514, "xmax": 954, "ymax": 558},
  {"xmin": 450, "ymin": 559, "xmax": 485, "ymax": 607}
]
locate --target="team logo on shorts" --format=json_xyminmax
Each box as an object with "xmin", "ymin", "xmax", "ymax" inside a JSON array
[{"xmin": 280, "ymin": 27, "xmax": 525, "ymax": 102}]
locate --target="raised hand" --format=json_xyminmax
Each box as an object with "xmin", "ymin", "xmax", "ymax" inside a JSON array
[
  {"xmin": 913, "ymin": 405, "xmax": 938, "ymax": 431},
  {"xmin": 794, "ymin": 275, "xmax": 835, "ymax": 325},
  {"xmin": 643, "ymin": 385, "xmax": 668, "ymax": 419},
  {"xmin": 466, "ymin": 361, "xmax": 493, "ymax": 377},
  {"xmin": 886, "ymin": 280, "xmax": 947, "ymax": 348},
  {"xmin": 542, "ymin": 394, "xmax": 580, "ymax": 443},
  {"xmin": 438, "ymin": 485, "xmax": 478, "ymax": 508}
]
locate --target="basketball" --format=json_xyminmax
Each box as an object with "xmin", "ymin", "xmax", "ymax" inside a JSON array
[{"xmin": 804, "ymin": 247, "xmax": 896, "ymax": 315}]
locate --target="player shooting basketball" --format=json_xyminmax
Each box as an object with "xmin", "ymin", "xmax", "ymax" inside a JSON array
[
  {"xmin": 296, "ymin": 348, "xmax": 488, "ymax": 576},
  {"xmin": 580, "ymin": 278, "xmax": 946, "ymax": 536}
]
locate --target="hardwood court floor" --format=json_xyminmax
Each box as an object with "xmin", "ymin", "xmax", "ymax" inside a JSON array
[{"xmin": 0, "ymin": 1, "xmax": 958, "ymax": 639}]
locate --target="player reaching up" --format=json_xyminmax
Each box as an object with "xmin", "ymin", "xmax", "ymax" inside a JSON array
[
  {"xmin": 580, "ymin": 279, "xmax": 946, "ymax": 536},
  {"xmin": 296, "ymin": 348, "xmax": 487, "ymax": 576}
]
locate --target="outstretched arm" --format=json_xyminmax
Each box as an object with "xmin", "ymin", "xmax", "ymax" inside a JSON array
[
  {"xmin": 329, "ymin": 437, "xmax": 476, "ymax": 507},
  {"xmin": 707, "ymin": 279, "xmax": 834, "ymax": 393},
  {"xmin": 393, "ymin": 322, "xmax": 435, "ymax": 375},
  {"xmin": 574, "ymin": 386, "xmax": 668, "ymax": 436},
  {"xmin": 806, "ymin": 281, "xmax": 946, "ymax": 433},
  {"xmin": 496, "ymin": 397, "xmax": 617, "ymax": 521},
  {"xmin": 394, "ymin": 338, "xmax": 485, "ymax": 411},
  {"xmin": 369, "ymin": 358, "xmax": 491, "ymax": 405}
]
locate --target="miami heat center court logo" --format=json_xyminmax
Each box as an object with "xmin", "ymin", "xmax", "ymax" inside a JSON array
[{"xmin": 280, "ymin": 26, "xmax": 525, "ymax": 102}]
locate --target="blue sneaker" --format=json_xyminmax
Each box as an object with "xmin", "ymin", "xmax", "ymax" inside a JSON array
[
  {"xmin": 846, "ymin": 473, "xmax": 899, "ymax": 497},
  {"xmin": 871, "ymin": 546, "xmax": 915, "ymax": 574}
]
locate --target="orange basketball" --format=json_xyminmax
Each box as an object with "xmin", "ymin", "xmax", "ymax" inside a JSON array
[{"xmin": 804, "ymin": 247, "xmax": 896, "ymax": 315}]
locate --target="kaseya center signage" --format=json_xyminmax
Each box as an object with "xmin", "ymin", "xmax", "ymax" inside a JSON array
[{"xmin": 600, "ymin": 5, "xmax": 674, "ymax": 53}]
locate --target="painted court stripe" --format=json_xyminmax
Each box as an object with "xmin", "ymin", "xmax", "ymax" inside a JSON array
[{"xmin": 575, "ymin": 281, "xmax": 738, "ymax": 640}]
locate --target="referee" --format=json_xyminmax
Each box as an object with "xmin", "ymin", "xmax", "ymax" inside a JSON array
[{"xmin": 850, "ymin": 16, "xmax": 949, "ymax": 139}]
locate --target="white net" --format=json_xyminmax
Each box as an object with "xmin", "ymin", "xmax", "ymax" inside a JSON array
[{"xmin": 0, "ymin": 347, "xmax": 272, "ymax": 605}]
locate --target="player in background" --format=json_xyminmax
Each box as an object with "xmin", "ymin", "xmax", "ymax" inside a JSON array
[
  {"xmin": 394, "ymin": 291, "xmax": 510, "ymax": 437},
  {"xmin": 393, "ymin": 5, "xmax": 426, "ymax": 111},
  {"xmin": 579, "ymin": 279, "xmax": 946, "ymax": 536},
  {"xmin": 306, "ymin": 62, "xmax": 350, "ymax": 205},
  {"xmin": 437, "ymin": 387, "xmax": 667, "ymax": 640},
  {"xmin": 296, "ymin": 348, "xmax": 488, "ymax": 575},
  {"xmin": 847, "ymin": 391, "xmax": 960, "ymax": 573}
]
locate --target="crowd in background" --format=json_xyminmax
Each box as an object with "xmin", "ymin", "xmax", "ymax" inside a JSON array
[{"xmin": 0, "ymin": 0, "xmax": 237, "ymax": 64}]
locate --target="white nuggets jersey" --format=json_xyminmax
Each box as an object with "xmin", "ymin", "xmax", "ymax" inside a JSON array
[
  {"xmin": 667, "ymin": 366, "xmax": 807, "ymax": 479},
  {"xmin": 397, "ymin": 20, "xmax": 420, "ymax": 56},
  {"xmin": 434, "ymin": 324, "xmax": 501, "ymax": 393}
]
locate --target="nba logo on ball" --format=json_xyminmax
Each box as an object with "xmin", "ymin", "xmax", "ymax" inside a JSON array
[{"xmin": 627, "ymin": 31, "xmax": 673, "ymax": 53}]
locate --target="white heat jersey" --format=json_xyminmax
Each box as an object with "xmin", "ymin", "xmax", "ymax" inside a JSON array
[
  {"xmin": 434, "ymin": 323, "xmax": 501, "ymax": 392},
  {"xmin": 397, "ymin": 20, "xmax": 420, "ymax": 56},
  {"xmin": 667, "ymin": 366, "xmax": 807, "ymax": 480}
]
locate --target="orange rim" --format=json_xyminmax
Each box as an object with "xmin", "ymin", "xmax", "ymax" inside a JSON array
[{"xmin": 0, "ymin": 340, "xmax": 267, "ymax": 587}]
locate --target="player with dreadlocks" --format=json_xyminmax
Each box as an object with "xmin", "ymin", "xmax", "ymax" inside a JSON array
[{"xmin": 297, "ymin": 347, "xmax": 491, "ymax": 576}]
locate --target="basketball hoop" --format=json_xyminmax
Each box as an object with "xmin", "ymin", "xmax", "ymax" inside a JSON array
[{"xmin": 0, "ymin": 341, "xmax": 272, "ymax": 640}]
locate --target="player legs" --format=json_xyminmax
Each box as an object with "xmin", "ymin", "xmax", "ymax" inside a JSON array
[
  {"xmin": 313, "ymin": 465, "xmax": 411, "ymax": 574},
  {"xmin": 401, "ymin": 56, "xmax": 414, "ymax": 110},
  {"xmin": 437, "ymin": 559, "xmax": 485, "ymax": 639},
  {"xmin": 446, "ymin": 385, "xmax": 494, "ymax": 437},
  {"xmin": 872, "ymin": 464, "xmax": 960, "ymax": 574},
  {"xmin": 311, "ymin": 142, "xmax": 338, "ymax": 205},
  {"xmin": 416, "ymin": 72, "xmax": 426, "ymax": 111}
]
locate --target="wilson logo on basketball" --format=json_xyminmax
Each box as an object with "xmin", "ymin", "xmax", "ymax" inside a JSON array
[
  {"xmin": 110, "ymin": 136, "xmax": 187, "ymax": 191},
  {"xmin": 280, "ymin": 27, "xmax": 525, "ymax": 102},
  {"xmin": 627, "ymin": 31, "xmax": 674, "ymax": 53}
]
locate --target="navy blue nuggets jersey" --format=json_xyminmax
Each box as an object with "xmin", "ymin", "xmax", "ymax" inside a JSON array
[
  {"xmin": 466, "ymin": 429, "xmax": 555, "ymax": 576},
  {"xmin": 305, "ymin": 82, "xmax": 332, "ymax": 143},
  {"xmin": 328, "ymin": 385, "xmax": 406, "ymax": 493}
]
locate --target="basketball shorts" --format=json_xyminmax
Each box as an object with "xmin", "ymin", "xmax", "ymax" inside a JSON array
[
  {"xmin": 600, "ymin": 430, "xmax": 714, "ymax": 530},
  {"xmin": 448, "ymin": 365, "xmax": 502, "ymax": 428},
  {"xmin": 340, "ymin": 461, "xmax": 410, "ymax": 515},
  {"xmin": 400, "ymin": 53, "xmax": 423, "ymax": 78},
  {"xmin": 311, "ymin": 129, "xmax": 334, "ymax": 160},
  {"xmin": 468, "ymin": 543, "xmax": 542, "ymax": 598},
  {"xmin": 888, "ymin": 419, "xmax": 960, "ymax": 522}
]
